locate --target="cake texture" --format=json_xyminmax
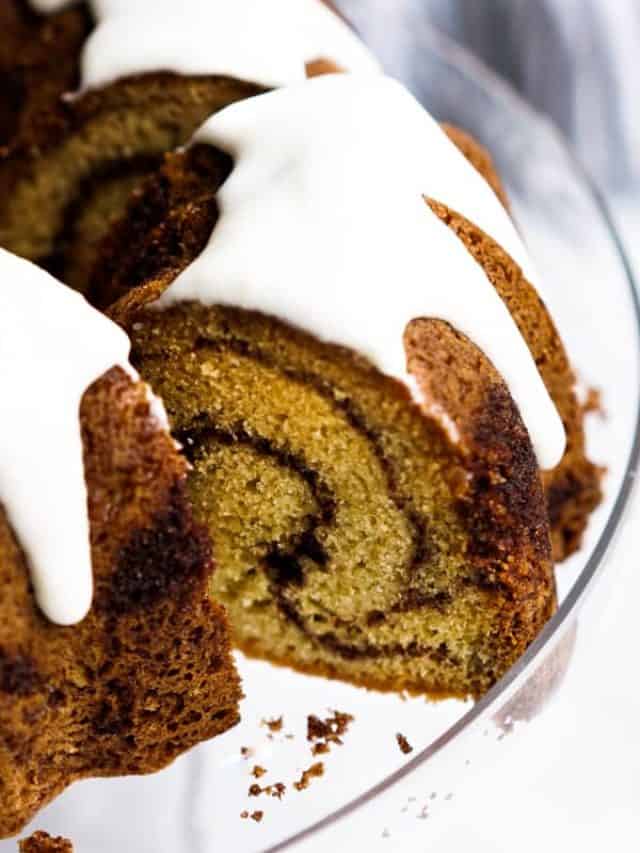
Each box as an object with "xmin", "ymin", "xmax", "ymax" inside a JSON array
[
  {"xmin": 0, "ymin": 1, "xmax": 91, "ymax": 150},
  {"xmin": 70, "ymin": 126, "xmax": 574, "ymax": 700},
  {"xmin": 0, "ymin": 367, "xmax": 241, "ymax": 838}
]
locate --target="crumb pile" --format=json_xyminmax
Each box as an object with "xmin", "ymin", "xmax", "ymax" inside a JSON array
[
  {"xmin": 18, "ymin": 831, "xmax": 73, "ymax": 853},
  {"xmin": 239, "ymin": 709, "xmax": 355, "ymax": 822},
  {"xmin": 307, "ymin": 711, "xmax": 354, "ymax": 755}
]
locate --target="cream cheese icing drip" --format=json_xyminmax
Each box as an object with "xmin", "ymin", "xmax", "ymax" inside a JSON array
[
  {"xmin": 0, "ymin": 249, "xmax": 161, "ymax": 626},
  {"xmin": 27, "ymin": 0, "xmax": 68, "ymax": 10},
  {"xmin": 158, "ymin": 74, "xmax": 566, "ymax": 469},
  {"xmin": 28, "ymin": 0, "xmax": 380, "ymax": 90}
]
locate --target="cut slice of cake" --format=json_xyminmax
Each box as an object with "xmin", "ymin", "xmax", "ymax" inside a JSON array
[
  {"xmin": 0, "ymin": 254, "xmax": 241, "ymax": 838},
  {"xmin": 85, "ymin": 76, "xmax": 602, "ymax": 698}
]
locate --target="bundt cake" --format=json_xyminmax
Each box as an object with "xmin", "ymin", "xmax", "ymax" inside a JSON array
[
  {"xmin": 0, "ymin": 250, "xmax": 241, "ymax": 838},
  {"xmin": 0, "ymin": 0, "xmax": 379, "ymax": 294},
  {"xmin": 0, "ymin": 6, "xmax": 603, "ymax": 838},
  {"xmin": 85, "ymin": 73, "xmax": 601, "ymax": 698}
]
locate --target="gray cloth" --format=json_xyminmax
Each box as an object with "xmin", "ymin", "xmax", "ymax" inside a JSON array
[{"xmin": 338, "ymin": 0, "xmax": 640, "ymax": 192}]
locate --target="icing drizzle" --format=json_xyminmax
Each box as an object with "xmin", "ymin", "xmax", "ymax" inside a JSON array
[
  {"xmin": 0, "ymin": 249, "xmax": 147, "ymax": 625},
  {"xmin": 29, "ymin": 0, "xmax": 380, "ymax": 90},
  {"xmin": 158, "ymin": 74, "xmax": 566, "ymax": 469}
]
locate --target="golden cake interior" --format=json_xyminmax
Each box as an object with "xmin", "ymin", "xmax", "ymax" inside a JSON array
[{"xmin": 126, "ymin": 302, "xmax": 555, "ymax": 699}]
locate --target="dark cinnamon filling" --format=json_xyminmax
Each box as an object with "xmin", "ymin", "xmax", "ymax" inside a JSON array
[
  {"xmin": 0, "ymin": 647, "xmax": 41, "ymax": 696},
  {"xmin": 42, "ymin": 153, "xmax": 164, "ymax": 281},
  {"xmin": 0, "ymin": 70, "xmax": 24, "ymax": 147},
  {"xmin": 109, "ymin": 482, "xmax": 211, "ymax": 614}
]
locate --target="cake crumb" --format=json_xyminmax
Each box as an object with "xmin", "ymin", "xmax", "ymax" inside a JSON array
[
  {"xmin": 261, "ymin": 716, "xmax": 283, "ymax": 733},
  {"xmin": 294, "ymin": 762, "xmax": 325, "ymax": 791},
  {"xmin": 240, "ymin": 811, "xmax": 249, "ymax": 819},
  {"xmin": 306, "ymin": 710, "xmax": 354, "ymax": 754},
  {"xmin": 251, "ymin": 811, "xmax": 264, "ymax": 823},
  {"xmin": 583, "ymin": 387, "xmax": 605, "ymax": 417},
  {"xmin": 396, "ymin": 733, "xmax": 413, "ymax": 755},
  {"xmin": 240, "ymin": 746, "xmax": 254, "ymax": 759},
  {"xmin": 271, "ymin": 782, "xmax": 287, "ymax": 800},
  {"xmin": 248, "ymin": 781, "xmax": 287, "ymax": 799},
  {"xmin": 19, "ymin": 832, "xmax": 73, "ymax": 853},
  {"xmin": 252, "ymin": 765, "xmax": 267, "ymax": 779}
]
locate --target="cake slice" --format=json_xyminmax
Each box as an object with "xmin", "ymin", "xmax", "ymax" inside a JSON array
[
  {"xmin": 0, "ymin": 255, "xmax": 241, "ymax": 839},
  {"xmin": 81, "ymin": 75, "xmax": 602, "ymax": 699}
]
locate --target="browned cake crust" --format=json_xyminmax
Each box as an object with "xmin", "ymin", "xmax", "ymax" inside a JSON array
[
  {"xmin": 19, "ymin": 830, "xmax": 73, "ymax": 853},
  {"xmin": 440, "ymin": 124, "xmax": 510, "ymax": 209},
  {"xmin": 0, "ymin": 1, "xmax": 91, "ymax": 150},
  {"xmin": 441, "ymin": 131, "xmax": 603, "ymax": 560},
  {"xmin": 94, "ymin": 132, "xmax": 602, "ymax": 564},
  {"xmin": 0, "ymin": 368, "xmax": 241, "ymax": 838}
]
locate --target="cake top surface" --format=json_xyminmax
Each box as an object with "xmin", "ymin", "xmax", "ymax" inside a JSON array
[
  {"xmin": 158, "ymin": 73, "xmax": 565, "ymax": 469},
  {"xmin": 0, "ymin": 248, "xmax": 165, "ymax": 625},
  {"xmin": 28, "ymin": 0, "xmax": 380, "ymax": 91}
]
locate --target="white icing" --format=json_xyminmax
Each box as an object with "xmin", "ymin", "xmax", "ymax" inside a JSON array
[
  {"xmin": 29, "ymin": 0, "xmax": 69, "ymax": 11},
  {"xmin": 159, "ymin": 75, "xmax": 566, "ymax": 470},
  {"xmin": 0, "ymin": 249, "xmax": 140, "ymax": 626},
  {"xmin": 29, "ymin": 0, "xmax": 380, "ymax": 90},
  {"xmin": 145, "ymin": 384, "xmax": 170, "ymax": 432}
]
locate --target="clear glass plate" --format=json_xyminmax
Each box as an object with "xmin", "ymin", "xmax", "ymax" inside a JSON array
[{"xmin": 5, "ymin": 15, "xmax": 639, "ymax": 853}]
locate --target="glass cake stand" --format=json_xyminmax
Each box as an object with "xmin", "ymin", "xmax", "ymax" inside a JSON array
[{"xmin": 5, "ymin": 16, "xmax": 639, "ymax": 853}]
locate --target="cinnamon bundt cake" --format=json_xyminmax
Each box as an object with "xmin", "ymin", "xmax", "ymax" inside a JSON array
[
  {"xmin": 0, "ymin": 7, "xmax": 603, "ymax": 836},
  {"xmin": 0, "ymin": 251, "xmax": 241, "ymax": 838},
  {"xmin": 0, "ymin": 0, "xmax": 378, "ymax": 294},
  {"xmin": 83, "ymin": 73, "xmax": 601, "ymax": 698}
]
